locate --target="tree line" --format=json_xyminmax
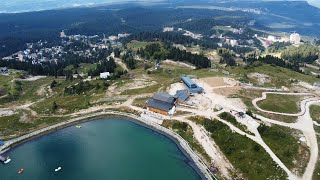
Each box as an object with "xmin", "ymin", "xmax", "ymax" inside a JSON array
[{"xmin": 137, "ymin": 43, "xmax": 211, "ymax": 68}]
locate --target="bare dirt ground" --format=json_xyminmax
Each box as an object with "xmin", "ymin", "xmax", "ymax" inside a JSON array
[
  {"xmin": 212, "ymin": 86, "xmax": 241, "ymax": 96},
  {"xmin": 200, "ymin": 77, "xmax": 238, "ymax": 88},
  {"xmin": 201, "ymin": 77, "xmax": 225, "ymax": 87}
]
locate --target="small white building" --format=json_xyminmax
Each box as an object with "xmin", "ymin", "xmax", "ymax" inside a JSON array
[
  {"xmin": 230, "ymin": 39, "xmax": 238, "ymax": 47},
  {"xmin": 100, "ymin": 72, "xmax": 111, "ymax": 79},
  {"xmin": 290, "ymin": 33, "xmax": 301, "ymax": 44},
  {"xmin": 267, "ymin": 35, "xmax": 276, "ymax": 42},
  {"xmin": 163, "ymin": 27, "xmax": 174, "ymax": 32}
]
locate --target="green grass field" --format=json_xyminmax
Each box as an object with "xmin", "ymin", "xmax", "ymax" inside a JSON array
[
  {"xmin": 257, "ymin": 94, "xmax": 302, "ymax": 114},
  {"xmin": 127, "ymin": 41, "xmax": 153, "ymax": 51},
  {"xmin": 310, "ymin": 105, "xmax": 320, "ymax": 123},
  {"xmin": 258, "ymin": 124, "xmax": 309, "ymax": 175}
]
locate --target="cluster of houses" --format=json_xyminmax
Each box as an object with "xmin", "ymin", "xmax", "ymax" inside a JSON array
[
  {"xmin": 145, "ymin": 75, "xmax": 204, "ymax": 116},
  {"xmin": 2, "ymin": 31, "xmax": 129, "ymax": 65}
]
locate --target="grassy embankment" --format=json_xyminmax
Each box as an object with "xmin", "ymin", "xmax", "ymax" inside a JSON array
[
  {"xmin": 161, "ymin": 120, "xmax": 211, "ymax": 164},
  {"xmin": 132, "ymin": 97, "xmax": 149, "ymax": 108},
  {"xmin": 189, "ymin": 116, "xmax": 287, "ymax": 179},
  {"xmin": 258, "ymin": 124, "xmax": 309, "ymax": 175},
  {"xmin": 257, "ymin": 94, "xmax": 302, "ymax": 114}
]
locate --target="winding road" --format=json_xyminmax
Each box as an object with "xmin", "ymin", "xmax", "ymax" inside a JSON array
[{"xmin": 252, "ymin": 92, "xmax": 320, "ymax": 180}]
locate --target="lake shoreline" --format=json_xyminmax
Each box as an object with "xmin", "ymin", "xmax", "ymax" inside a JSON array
[{"xmin": 0, "ymin": 110, "xmax": 213, "ymax": 180}]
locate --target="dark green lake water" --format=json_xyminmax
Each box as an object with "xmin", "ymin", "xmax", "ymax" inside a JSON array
[{"xmin": 0, "ymin": 117, "xmax": 202, "ymax": 180}]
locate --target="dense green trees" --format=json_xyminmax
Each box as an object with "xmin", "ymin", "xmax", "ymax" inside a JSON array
[
  {"xmin": 217, "ymin": 48, "xmax": 236, "ymax": 66},
  {"xmin": 137, "ymin": 43, "xmax": 211, "ymax": 68},
  {"xmin": 246, "ymin": 55, "xmax": 301, "ymax": 72},
  {"xmin": 281, "ymin": 44, "xmax": 319, "ymax": 63},
  {"xmin": 88, "ymin": 57, "xmax": 117, "ymax": 76}
]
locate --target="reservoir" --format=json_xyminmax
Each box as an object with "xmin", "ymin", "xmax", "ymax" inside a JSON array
[{"xmin": 0, "ymin": 117, "xmax": 203, "ymax": 180}]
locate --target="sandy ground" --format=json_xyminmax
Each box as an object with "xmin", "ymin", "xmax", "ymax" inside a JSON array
[
  {"xmin": 200, "ymin": 77, "xmax": 238, "ymax": 88},
  {"xmin": 201, "ymin": 77, "xmax": 225, "ymax": 87},
  {"xmin": 212, "ymin": 86, "xmax": 241, "ymax": 96}
]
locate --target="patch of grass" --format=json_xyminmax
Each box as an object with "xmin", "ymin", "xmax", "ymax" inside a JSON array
[
  {"xmin": 127, "ymin": 41, "xmax": 153, "ymax": 51},
  {"xmin": 162, "ymin": 120, "xmax": 211, "ymax": 164},
  {"xmin": 132, "ymin": 97, "xmax": 149, "ymax": 108},
  {"xmin": 31, "ymin": 79, "xmax": 108, "ymax": 115},
  {"xmin": 310, "ymin": 105, "xmax": 320, "ymax": 123},
  {"xmin": 313, "ymin": 127, "xmax": 320, "ymax": 179},
  {"xmin": 258, "ymin": 124, "xmax": 309, "ymax": 175},
  {"xmin": 33, "ymin": 94, "xmax": 92, "ymax": 115},
  {"xmin": 0, "ymin": 112, "xmax": 34, "ymax": 138},
  {"xmin": 218, "ymin": 112, "xmax": 253, "ymax": 135},
  {"xmin": 203, "ymin": 118, "xmax": 287, "ymax": 179},
  {"xmin": 257, "ymin": 111, "xmax": 297, "ymax": 123},
  {"xmin": 257, "ymin": 94, "xmax": 302, "ymax": 114},
  {"xmin": 120, "ymin": 84, "xmax": 161, "ymax": 95}
]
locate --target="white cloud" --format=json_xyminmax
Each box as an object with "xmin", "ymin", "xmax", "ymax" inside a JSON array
[{"xmin": 307, "ymin": 0, "xmax": 320, "ymax": 8}]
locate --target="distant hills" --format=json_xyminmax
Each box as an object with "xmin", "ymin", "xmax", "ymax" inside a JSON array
[
  {"xmin": 0, "ymin": 0, "xmax": 319, "ymax": 58},
  {"xmin": 0, "ymin": 0, "xmax": 319, "ymax": 13}
]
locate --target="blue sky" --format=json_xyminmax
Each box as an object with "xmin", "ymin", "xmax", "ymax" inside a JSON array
[{"xmin": 0, "ymin": 0, "xmax": 319, "ymax": 13}]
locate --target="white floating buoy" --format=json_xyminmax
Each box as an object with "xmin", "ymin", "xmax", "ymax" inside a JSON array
[{"xmin": 55, "ymin": 167, "xmax": 62, "ymax": 172}]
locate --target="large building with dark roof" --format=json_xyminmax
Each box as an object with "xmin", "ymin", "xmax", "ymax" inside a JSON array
[
  {"xmin": 181, "ymin": 76, "xmax": 204, "ymax": 94},
  {"xmin": 146, "ymin": 93, "xmax": 176, "ymax": 115}
]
